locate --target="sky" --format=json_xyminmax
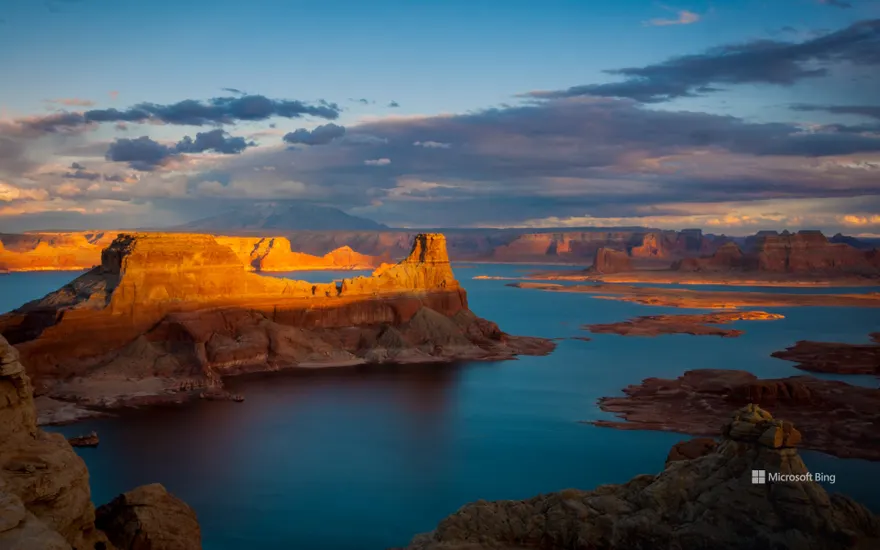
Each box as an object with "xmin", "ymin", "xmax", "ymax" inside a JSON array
[{"xmin": 1, "ymin": 0, "xmax": 879, "ymax": 235}]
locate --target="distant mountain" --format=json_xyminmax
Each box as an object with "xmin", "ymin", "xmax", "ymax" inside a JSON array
[{"xmin": 177, "ymin": 202, "xmax": 387, "ymax": 232}]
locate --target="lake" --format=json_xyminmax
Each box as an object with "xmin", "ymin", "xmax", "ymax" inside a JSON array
[{"xmin": 2, "ymin": 264, "xmax": 879, "ymax": 550}]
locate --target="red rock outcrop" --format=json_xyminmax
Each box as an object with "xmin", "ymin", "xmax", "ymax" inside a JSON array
[
  {"xmin": 677, "ymin": 230, "xmax": 879, "ymax": 276},
  {"xmin": 0, "ymin": 232, "xmax": 553, "ymax": 420},
  {"xmin": 214, "ymin": 236, "xmax": 388, "ymax": 271},
  {"xmin": 0, "ymin": 334, "xmax": 202, "ymax": 548},
  {"xmin": 585, "ymin": 247, "xmax": 633, "ymax": 274},
  {"xmin": 96, "ymin": 484, "xmax": 201, "ymax": 550},
  {"xmin": 584, "ymin": 311, "xmax": 784, "ymax": 337},
  {"xmin": 772, "ymin": 333, "xmax": 880, "ymax": 375},
  {"xmin": 400, "ymin": 405, "xmax": 880, "ymax": 550},
  {"xmin": 591, "ymin": 369, "xmax": 880, "ymax": 460},
  {"xmin": 0, "ymin": 231, "xmax": 116, "ymax": 272}
]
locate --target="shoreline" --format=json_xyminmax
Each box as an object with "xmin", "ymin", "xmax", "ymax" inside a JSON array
[{"xmin": 529, "ymin": 270, "xmax": 880, "ymax": 288}]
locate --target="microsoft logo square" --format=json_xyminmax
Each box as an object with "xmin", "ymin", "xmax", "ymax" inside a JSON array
[{"xmin": 751, "ymin": 470, "xmax": 766, "ymax": 484}]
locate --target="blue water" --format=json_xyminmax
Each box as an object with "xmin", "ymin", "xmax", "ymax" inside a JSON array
[{"xmin": 2, "ymin": 265, "xmax": 879, "ymax": 549}]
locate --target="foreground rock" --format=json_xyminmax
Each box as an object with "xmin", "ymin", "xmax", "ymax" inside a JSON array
[
  {"xmin": 591, "ymin": 369, "xmax": 880, "ymax": 461},
  {"xmin": 399, "ymin": 405, "xmax": 880, "ymax": 550},
  {"xmin": 509, "ymin": 282, "xmax": 880, "ymax": 308},
  {"xmin": 585, "ymin": 311, "xmax": 783, "ymax": 337},
  {"xmin": 0, "ymin": 232, "xmax": 553, "ymax": 421},
  {"xmin": 772, "ymin": 333, "xmax": 880, "ymax": 376},
  {"xmin": 96, "ymin": 483, "xmax": 201, "ymax": 550},
  {"xmin": 0, "ymin": 334, "xmax": 201, "ymax": 549}
]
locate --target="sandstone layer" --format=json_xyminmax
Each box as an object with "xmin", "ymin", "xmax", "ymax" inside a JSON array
[
  {"xmin": 0, "ymin": 334, "xmax": 201, "ymax": 549},
  {"xmin": 584, "ymin": 311, "xmax": 784, "ymax": 337},
  {"xmin": 772, "ymin": 333, "xmax": 880, "ymax": 376},
  {"xmin": 508, "ymin": 282, "xmax": 880, "ymax": 308},
  {"xmin": 96, "ymin": 483, "xmax": 201, "ymax": 550},
  {"xmin": 399, "ymin": 405, "xmax": 880, "ymax": 550},
  {"xmin": 0, "ymin": 232, "xmax": 553, "ymax": 422},
  {"xmin": 591, "ymin": 369, "xmax": 880, "ymax": 461},
  {"xmin": 585, "ymin": 247, "xmax": 632, "ymax": 274}
]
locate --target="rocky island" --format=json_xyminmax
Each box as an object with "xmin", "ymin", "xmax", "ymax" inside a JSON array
[
  {"xmin": 772, "ymin": 333, "xmax": 880, "ymax": 376},
  {"xmin": 590, "ymin": 369, "xmax": 880, "ymax": 461},
  {"xmin": 0, "ymin": 334, "xmax": 201, "ymax": 549},
  {"xmin": 0, "ymin": 232, "xmax": 554, "ymax": 423},
  {"xmin": 398, "ymin": 405, "xmax": 880, "ymax": 550},
  {"xmin": 584, "ymin": 311, "xmax": 784, "ymax": 337}
]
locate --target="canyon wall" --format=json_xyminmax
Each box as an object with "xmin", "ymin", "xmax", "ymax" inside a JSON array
[
  {"xmin": 0, "ymin": 232, "xmax": 552, "ymax": 420},
  {"xmin": 676, "ymin": 230, "xmax": 880, "ymax": 275}
]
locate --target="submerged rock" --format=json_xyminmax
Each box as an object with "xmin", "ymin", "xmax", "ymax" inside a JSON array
[
  {"xmin": 67, "ymin": 431, "xmax": 99, "ymax": 447},
  {"xmin": 398, "ymin": 406, "xmax": 880, "ymax": 550}
]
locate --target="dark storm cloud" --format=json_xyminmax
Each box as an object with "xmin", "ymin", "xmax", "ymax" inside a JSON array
[
  {"xmin": 106, "ymin": 137, "xmax": 173, "ymax": 171},
  {"xmin": 64, "ymin": 162, "xmax": 101, "ymax": 181},
  {"xmin": 176, "ymin": 129, "xmax": 253, "ymax": 154},
  {"xmin": 107, "ymin": 130, "xmax": 255, "ymax": 170},
  {"xmin": 532, "ymin": 19, "xmax": 880, "ymax": 102},
  {"xmin": 283, "ymin": 123, "xmax": 346, "ymax": 146},
  {"xmin": 2, "ymin": 95, "xmax": 342, "ymax": 137},
  {"xmin": 791, "ymin": 103, "xmax": 880, "ymax": 119}
]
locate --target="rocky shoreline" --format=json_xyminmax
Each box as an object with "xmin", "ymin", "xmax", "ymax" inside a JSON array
[
  {"xmin": 772, "ymin": 333, "xmax": 880, "ymax": 376},
  {"xmin": 590, "ymin": 369, "xmax": 880, "ymax": 461},
  {"xmin": 398, "ymin": 404, "xmax": 880, "ymax": 549}
]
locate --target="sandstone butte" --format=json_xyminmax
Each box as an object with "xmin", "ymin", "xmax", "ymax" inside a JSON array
[
  {"xmin": 0, "ymin": 232, "xmax": 554, "ymax": 423},
  {"xmin": 0, "ymin": 232, "xmax": 388, "ymax": 273},
  {"xmin": 0, "ymin": 333, "xmax": 201, "ymax": 549},
  {"xmin": 397, "ymin": 404, "xmax": 880, "ymax": 550}
]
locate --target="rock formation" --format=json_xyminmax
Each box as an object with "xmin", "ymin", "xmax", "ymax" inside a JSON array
[
  {"xmin": 676, "ymin": 230, "xmax": 879, "ymax": 277},
  {"xmin": 400, "ymin": 405, "xmax": 880, "ymax": 550},
  {"xmin": 214, "ymin": 236, "xmax": 388, "ymax": 272},
  {"xmin": 586, "ymin": 247, "xmax": 632, "ymax": 274},
  {"xmin": 772, "ymin": 333, "xmax": 880, "ymax": 376},
  {"xmin": 584, "ymin": 311, "xmax": 783, "ymax": 337},
  {"xmin": 0, "ymin": 231, "xmax": 117, "ymax": 272},
  {"xmin": 0, "ymin": 334, "xmax": 201, "ymax": 549},
  {"xmin": 96, "ymin": 484, "xmax": 201, "ymax": 550},
  {"xmin": 0, "ymin": 232, "xmax": 553, "ymax": 422},
  {"xmin": 591, "ymin": 369, "xmax": 880, "ymax": 460}
]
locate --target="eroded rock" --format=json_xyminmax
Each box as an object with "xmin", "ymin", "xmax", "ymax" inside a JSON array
[{"xmin": 96, "ymin": 483, "xmax": 201, "ymax": 550}]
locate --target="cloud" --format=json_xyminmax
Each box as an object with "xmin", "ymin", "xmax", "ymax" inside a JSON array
[
  {"xmin": 45, "ymin": 98, "xmax": 95, "ymax": 107},
  {"xmin": 414, "ymin": 141, "xmax": 451, "ymax": 149},
  {"xmin": 388, "ymin": 101, "xmax": 400, "ymax": 108},
  {"xmin": 222, "ymin": 88, "xmax": 246, "ymax": 95},
  {"xmin": 0, "ymin": 181, "xmax": 49, "ymax": 202},
  {"xmin": 175, "ymin": 129, "xmax": 252, "ymax": 154},
  {"xmin": 644, "ymin": 10, "xmax": 701, "ymax": 27},
  {"xmin": 109, "ymin": 91, "xmax": 119, "ymax": 101},
  {"xmin": 791, "ymin": 104, "xmax": 880, "ymax": 120},
  {"xmin": 817, "ymin": 0, "xmax": 852, "ymax": 8},
  {"xmin": 107, "ymin": 129, "xmax": 254, "ymax": 170},
  {"xmin": 1, "ymin": 94, "xmax": 343, "ymax": 137},
  {"xmin": 283, "ymin": 123, "xmax": 346, "ymax": 146},
  {"xmin": 349, "ymin": 98, "xmax": 371, "ymax": 105},
  {"xmin": 364, "ymin": 158, "xmax": 391, "ymax": 166},
  {"xmin": 529, "ymin": 19, "xmax": 880, "ymax": 102}
]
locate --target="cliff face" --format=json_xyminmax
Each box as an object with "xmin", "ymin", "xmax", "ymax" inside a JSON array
[
  {"xmin": 0, "ymin": 334, "xmax": 201, "ymax": 549},
  {"xmin": 400, "ymin": 405, "xmax": 880, "ymax": 550},
  {"xmin": 586, "ymin": 247, "xmax": 633, "ymax": 274},
  {"xmin": 214, "ymin": 236, "xmax": 388, "ymax": 271},
  {"xmin": 0, "ymin": 231, "xmax": 116, "ymax": 271},
  {"xmin": 0, "ymin": 335, "xmax": 108, "ymax": 549},
  {"xmin": 676, "ymin": 231, "xmax": 879, "ymax": 276},
  {"xmin": 0, "ymin": 232, "xmax": 553, "ymax": 421}
]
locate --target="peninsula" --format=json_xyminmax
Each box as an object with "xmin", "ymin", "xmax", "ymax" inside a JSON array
[{"xmin": 0, "ymin": 232, "xmax": 554, "ymax": 423}]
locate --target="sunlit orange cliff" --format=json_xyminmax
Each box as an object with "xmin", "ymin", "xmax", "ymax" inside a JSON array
[{"xmin": 0, "ymin": 232, "xmax": 553, "ymax": 423}]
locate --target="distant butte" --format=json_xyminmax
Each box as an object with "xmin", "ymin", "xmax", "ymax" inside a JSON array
[{"xmin": 0, "ymin": 232, "xmax": 554, "ymax": 423}]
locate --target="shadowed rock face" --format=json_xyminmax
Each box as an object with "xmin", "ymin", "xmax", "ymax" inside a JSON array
[
  {"xmin": 0, "ymin": 232, "xmax": 553, "ymax": 422},
  {"xmin": 676, "ymin": 231, "xmax": 879, "ymax": 276},
  {"xmin": 772, "ymin": 333, "xmax": 880, "ymax": 376},
  {"xmin": 586, "ymin": 247, "xmax": 632, "ymax": 274},
  {"xmin": 591, "ymin": 369, "xmax": 880, "ymax": 461},
  {"xmin": 399, "ymin": 405, "xmax": 880, "ymax": 550},
  {"xmin": 96, "ymin": 484, "xmax": 201, "ymax": 550}
]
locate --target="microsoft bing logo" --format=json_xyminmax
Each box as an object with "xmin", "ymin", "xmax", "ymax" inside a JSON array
[{"xmin": 751, "ymin": 470, "xmax": 766, "ymax": 484}]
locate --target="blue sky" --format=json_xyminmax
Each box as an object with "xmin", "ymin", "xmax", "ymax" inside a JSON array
[{"xmin": 1, "ymin": 0, "xmax": 879, "ymax": 233}]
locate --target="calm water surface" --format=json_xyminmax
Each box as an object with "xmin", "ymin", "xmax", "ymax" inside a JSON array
[{"xmin": 2, "ymin": 265, "xmax": 879, "ymax": 550}]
